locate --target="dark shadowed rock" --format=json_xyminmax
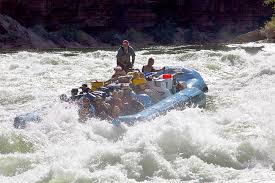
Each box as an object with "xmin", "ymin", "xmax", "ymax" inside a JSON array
[
  {"xmin": 173, "ymin": 28, "xmax": 193, "ymax": 44},
  {"xmin": 0, "ymin": 15, "xmax": 101, "ymax": 49},
  {"xmin": 0, "ymin": 14, "xmax": 56, "ymax": 49},
  {"xmin": 0, "ymin": 0, "xmax": 273, "ymax": 47},
  {"xmin": 75, "ymin": 30, "xmax": 98, "ymax": 46},
  {"xmin": 232, "ymin": 30, "xmax": 266, "ymax": 43}
]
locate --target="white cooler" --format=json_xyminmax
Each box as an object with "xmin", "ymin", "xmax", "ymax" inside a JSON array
[{"xmin": 154, "ymin": 78, "xmax": 173, "ymax": 90}]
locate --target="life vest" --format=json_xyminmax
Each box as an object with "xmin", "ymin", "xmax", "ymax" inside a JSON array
[
  {"xmin": 132, "ymin": 77, "xmax": 146, "ymax": 86},
  {"xmin": 91, "ymin": 81, "xmax": 104, "ymax": 91}
]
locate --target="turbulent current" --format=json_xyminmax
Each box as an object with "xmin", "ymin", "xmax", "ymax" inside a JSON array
[{"xmin": 0, "ymin": 43, "xmax": 275, "ymax": 183}]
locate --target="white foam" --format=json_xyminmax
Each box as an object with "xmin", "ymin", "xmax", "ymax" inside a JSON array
[{"xmin": 0, "ymin": 44, "xmax": 275, "ymax": 182}]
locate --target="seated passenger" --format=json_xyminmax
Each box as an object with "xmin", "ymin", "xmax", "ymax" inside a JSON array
[
  {"xmin": 79, "ymin": 84, "xmax": 92, "ymax": 94},
  {"xmin": 112, "ymin": 66, "xmax": 126, "ymax": 79},
  {"xmin": 139, "ymin": 72, "xmax": 145, "ymax": 79},
  {"xmin": 118, "ymin": 90, "xmax": 124, "ymax": 99},
  {"xmin": 122, "ymin": 86, "xmax": 145, "ymax": 115},
  {"xmin": 110, "ymin": 106, "xmax": 121, "ymax": 119},
  {"xmin": 142, "ymin": 57, "xmax": 164, "ymax": 73},
  {"xmin": 175, "ymin": 82, "xmax": 186, "ymax": 92},
  {"xmin": 69, "ymin": 88, "xmax": 82, "ymax": 102},
  {"xmin": 131, "ymin": 71, "xmax": 147, "ymax": 93},
  {"xmin": 117, "ymin": 75, "xmax": 131, "ymax": 83},
  {"xmin": 106, "ymin": 66, "xmax": 130, "ymax": 84},
  {"xmin": 78, "ymin": 97, "xmax": 95, "ymax": 122},
  {"xmin": 93, "ymin": 96, "xmax": 112, "ymax": 120},
  {"xmin": 108, "ymin": 90, "xmax": 123, "ymax": 110}
]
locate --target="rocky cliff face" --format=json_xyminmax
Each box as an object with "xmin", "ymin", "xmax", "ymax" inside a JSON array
[{"xmin": 0, "ymin": 0, "xmax": 273, "ymax": 48}]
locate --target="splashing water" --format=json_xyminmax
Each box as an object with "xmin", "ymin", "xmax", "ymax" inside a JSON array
[{"xmin": 0, "ymin": 43, "xmax": 275, "ymax": 183}]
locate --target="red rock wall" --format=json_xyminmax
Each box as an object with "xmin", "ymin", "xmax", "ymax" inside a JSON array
[{"xmin": 0, "ymin": 0, "xmax": 272, "ymax": 33}]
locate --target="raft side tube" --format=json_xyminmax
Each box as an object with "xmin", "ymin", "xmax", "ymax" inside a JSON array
[
  {"xmin": 112, "ymin": 87, "xmax": 206, "ymax": 126},
  {"xmin": 163, "ymin": 67, "xmax": 208, "ymax": 92},
  {"xmin": 14, "ymin": 112, "xmax": 41, "ymax": 129}
]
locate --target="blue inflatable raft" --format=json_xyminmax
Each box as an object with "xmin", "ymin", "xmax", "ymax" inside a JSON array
[
  {"xmin": 14, "ymin": 66, "xmax": 208, "ymax": 128},
  {"xmin": 112, "ymin": 66, "xmax": 208, "ymax": 126}
]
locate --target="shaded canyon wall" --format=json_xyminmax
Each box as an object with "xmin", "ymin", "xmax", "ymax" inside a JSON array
[{"xmin": 0, "ymin": 0, "xmax": 273, "ymax": 47}]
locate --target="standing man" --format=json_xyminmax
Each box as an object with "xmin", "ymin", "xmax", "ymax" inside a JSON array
[{"xmin": 116, "ymin": 40, "xmax": 135, "ymax": 73}]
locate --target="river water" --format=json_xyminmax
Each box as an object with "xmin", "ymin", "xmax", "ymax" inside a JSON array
[{"xmin": 0, "ymin": 43, "xmax": 275, "ymax": 183}]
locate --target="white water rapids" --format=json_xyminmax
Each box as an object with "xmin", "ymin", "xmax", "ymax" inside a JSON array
[{"xmin": 0, "ymin": 43, "xmax": 275, "ymax": 183}]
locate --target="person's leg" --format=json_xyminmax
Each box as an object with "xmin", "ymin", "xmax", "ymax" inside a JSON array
[
  {"xmin": 117, "ymin": 62, "xmax": 127, "ymax": 72},
  {"xmin": 125, "ymin": 62, "xmax": 133, "ymax": 73}
]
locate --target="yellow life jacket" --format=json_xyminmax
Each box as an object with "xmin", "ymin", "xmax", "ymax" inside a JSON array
[
  {"xmin": 131, "ymin": 77, "xmax": 146, "ymax": 86},
  {"xmin": 91, "ymin": 81, "xmax": 104, "ymax": 91}
]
